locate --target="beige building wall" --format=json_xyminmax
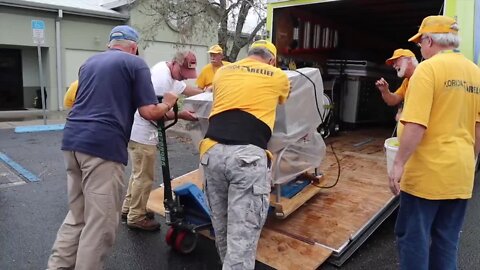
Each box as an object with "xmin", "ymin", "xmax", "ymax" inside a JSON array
[
  {"xmin": 0, "ymin": 5, "xmax": 123, "ymax": 110},
  {"xmin": 0, "ymin": 2, "xmax": 254, "ymax": 110}
]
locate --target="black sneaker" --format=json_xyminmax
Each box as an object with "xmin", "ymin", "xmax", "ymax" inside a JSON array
[{"xmin": 122, "ymin": 211, "xmax": 155, "ymax": 220}]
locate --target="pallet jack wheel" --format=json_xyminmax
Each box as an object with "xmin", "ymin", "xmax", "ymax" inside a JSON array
[
  {"xmin": 174, "ymin": 229, "xmax": 198, "ymax": 254},
  {"xmin": 165, "ymin": 226, "xmax": 177, "ymax": 246}
]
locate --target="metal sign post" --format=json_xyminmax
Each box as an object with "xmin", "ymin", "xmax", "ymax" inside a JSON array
[{"xmin": 32, "ymin": 20, "xmax": 47, "ymax": 125}]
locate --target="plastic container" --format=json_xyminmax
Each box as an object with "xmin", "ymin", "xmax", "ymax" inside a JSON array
[{"xmin": 384, "ymin": 137, "xmax": 399, "ymax": 175}]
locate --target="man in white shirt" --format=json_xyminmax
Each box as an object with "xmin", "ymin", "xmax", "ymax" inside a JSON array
[{"xmin": 122, "ymin": 50, "xmax": 203, "ymax": 230}]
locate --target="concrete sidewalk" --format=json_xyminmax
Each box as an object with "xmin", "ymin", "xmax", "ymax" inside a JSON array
[
  {"xmin": 0, "ymin": 110, "xmax": 68, "ymax": 129},
  {"xmin": 0, "ymin": 110, "xmax": 191, "ymax": 139}
]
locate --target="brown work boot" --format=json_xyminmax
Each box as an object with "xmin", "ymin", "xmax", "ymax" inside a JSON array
[
  {"xmin": 127, "ymin": 218, "xmax": 160, "ymax": 231},
  {"xmin": 122, "ymin": 211, "xmax": 155, "ymax": 221}
]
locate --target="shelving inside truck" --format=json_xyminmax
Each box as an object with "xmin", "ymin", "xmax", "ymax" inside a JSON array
[{"xmin": 271, "ymin": 0, "xmax": 444, "ymax": 128}]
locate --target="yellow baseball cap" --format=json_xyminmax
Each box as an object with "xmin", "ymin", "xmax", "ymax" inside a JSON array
[
  {"xmin": 408, "ymin": 15, "xmax": 458, "ymax": 43},
  {"xmin": 208, "ymin": 44, "xmax": 223, "ymax": 54},
  {"xmin": 385, "ymin": 49, "xmax": 416, "ymax": 65},
  {"xmin": 250, "ymin": 40, "xmax": 277, "ymax": 58}
]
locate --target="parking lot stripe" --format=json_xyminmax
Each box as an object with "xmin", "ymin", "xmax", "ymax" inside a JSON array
[{"xmin": 0, "ymin": 152, "xmax": 40, "ymax": 182}]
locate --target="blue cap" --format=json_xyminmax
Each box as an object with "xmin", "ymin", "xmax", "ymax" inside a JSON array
[{"xmin": 109, "ymin": 25, "xmax": 139, "ymax": 42}]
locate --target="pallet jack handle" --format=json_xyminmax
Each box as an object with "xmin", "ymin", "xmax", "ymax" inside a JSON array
[{"xmin": 156, "ymin": 96, "xmax": 180, "ymax": 224}]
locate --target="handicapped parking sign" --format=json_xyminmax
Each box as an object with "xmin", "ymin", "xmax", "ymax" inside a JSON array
[{"xmin": 31, "ymin": 20, "xmax": 45, "ymax": 45}]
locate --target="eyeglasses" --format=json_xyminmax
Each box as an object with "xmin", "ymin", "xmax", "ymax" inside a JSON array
[{"xmin": 416, "ymin": 36, "xmax": 429, "ymax": 48}]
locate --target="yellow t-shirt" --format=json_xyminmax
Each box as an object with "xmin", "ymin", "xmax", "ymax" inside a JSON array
[
  {"xmin": 399, "ymin": 51, "xmax": 480, "ymax": 199},
  {"xmin": 199, "ymin": 58, "xmax": 290, "ymax": 156},
  {"xmin": 395, "ymin": 79, "xmax": 409, "ymax": 136},
  {"xmin": 394, "ymin": 78, "xmax": 409, "ymax": 98},
  {"xmin": 64, "ymin": 80, "xmax": 78, "ymax": 108},
  {"xmin": 196, "ymin": 61, "xmax": 230, "ymax": 89}
]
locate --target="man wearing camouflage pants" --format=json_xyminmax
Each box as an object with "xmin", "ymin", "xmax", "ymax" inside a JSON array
[{"xmin": 199, "ymin": 40, "xmax": 290, "ymax": 269}]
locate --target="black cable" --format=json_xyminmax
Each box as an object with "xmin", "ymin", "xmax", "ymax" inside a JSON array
[
  {"xmin": 438, "ymin": 2, "xmax": 444, "ymax": 15},
  {"xmin": 293, "ymin": 69, "xmax": 341, "ymax": 189},
  {"xmin": 311, "ymin": 143, "xmax": 341, "ymax": 189},
  {"xmin": 293, "ymin": 70, "xmax": 326, "ymax": 124}
]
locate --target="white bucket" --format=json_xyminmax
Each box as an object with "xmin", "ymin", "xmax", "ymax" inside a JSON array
[{"xmin": 384, "ymin": 137, "xmax": 399, "ymax": 175}]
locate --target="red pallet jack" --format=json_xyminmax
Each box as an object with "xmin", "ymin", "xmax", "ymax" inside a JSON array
[{"xmin": 156, "ymin": 97, "xmax": 212, "ymax": 254}]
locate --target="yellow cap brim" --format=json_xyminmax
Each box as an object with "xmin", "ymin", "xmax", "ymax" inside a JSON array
[
  {"xmin": 408, "ymin": 32, "xmax": 422, "ymax": 43},
  {"xmin": 385, "ymin": 56, "xmax": 399, "ymax": 65}
]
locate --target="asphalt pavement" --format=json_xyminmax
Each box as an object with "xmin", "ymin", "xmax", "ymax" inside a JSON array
[{"xmin": 0, "ymin": 128, "xmax": 479, "ymax": 270}]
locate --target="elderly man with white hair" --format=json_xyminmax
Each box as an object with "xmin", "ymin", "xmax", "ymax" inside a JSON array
[
  {"xmin": 376, "ymin": 48, "xmax": 418, "ymax": 121},
  {"xmin": 376, "ymin": 49, "xmax": 418, "ymax": 106},
  {"xmin": 390, "ymin": 15, "xmax": 480, "ymax": 270}
]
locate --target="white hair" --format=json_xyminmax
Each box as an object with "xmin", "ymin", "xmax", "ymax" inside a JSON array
[
  {"xmin": 428, "ymin": 33, "xmax": 460, "ymax": 48},
  {"xmin": 108, "ymin": 39, "xmax": 136, "ymax": 49},
  {"xmin": 409, "ymin": 56, "xmax": 419, "ymax": 66}
]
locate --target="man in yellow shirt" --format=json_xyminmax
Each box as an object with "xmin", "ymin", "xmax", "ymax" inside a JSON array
[
  {"xmin": 64, "ymin": 80, "xmax": 78, "ymax": 109},
  {"xmin": 199, "ymin": 40, "xmax": 290, "ymax": 269},
  {"xmin": 196, "ymin": 44, "xmax": 230, "ymax": 91},
  {"xmin": 375, "ymin": 49, "xmax": 418, "ymax": 120},
  {"xmin": 390, "ymin": 15, "xmax": 480, "ymax": 270}
]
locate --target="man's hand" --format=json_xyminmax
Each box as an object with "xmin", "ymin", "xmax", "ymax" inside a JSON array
[
  {"xmin": 163, "ymin": 92, "xmax": 178, "ymax": 108},
  {"xmin": 138, "ymin": 91, "xmax": 178, "ymax": 121},
  {"xmin": 204, "ymin": 85, "xmax": 214, "ymax": 93},
  {"xmin": 389, "ymin": 162, "xmax": 403, "ymax": 195},
  {"xmin": 178, "ymin": 110, "xmax": 198, "ymax": 121},
  {"xmin": 375, "ymin": 78, "xmax": 390, "ymax": 93}
]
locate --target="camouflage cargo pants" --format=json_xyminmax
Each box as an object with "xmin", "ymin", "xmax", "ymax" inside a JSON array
[{"xmin": 201, "ymin": 144, "xmax": 270, "ymax": 270}]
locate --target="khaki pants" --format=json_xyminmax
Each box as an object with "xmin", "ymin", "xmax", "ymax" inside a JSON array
[
  {"xmin": 122, "ymin": 141, "xmax": 157, "ymax": 223},
  {"xmin": 47, "ymin": 151, "xmax": 125, "ymax": 270}
]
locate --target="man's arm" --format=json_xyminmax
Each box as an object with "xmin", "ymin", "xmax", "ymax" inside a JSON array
[
  {"xmin": 375, "ymin": 78, "xmax": 403, "ymax": 106},
  {"xmin": 138, "ymin": 92, "xmax": 178, "ymax": 120},
  {"xmin": 389, "ymin": 122, "xmax": 426, "ymax": 194},
  {"xmin": 395, "ymin": 122, "xmax": 425, "ymax": 165},
  {"xmin": 381, "ymin": 92, "xmax": 403, "ymax": 106},
  {"xmin": 475, "ymin": 122, "xmax": 480, "ymax": 156},
  {"xmin": 164, "ymin": 110, "xmax": 198, "ymax": 121},
  {"xmin": 182, "ymin": 85, "xmax": 203, "ymax": 97}
]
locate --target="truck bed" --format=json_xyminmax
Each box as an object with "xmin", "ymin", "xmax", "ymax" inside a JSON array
[{"xmin": 147, "ymin": 128, "xmax": 397, "ymax": 269}]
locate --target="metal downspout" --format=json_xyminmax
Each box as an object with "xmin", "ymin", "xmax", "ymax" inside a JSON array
[
  {"xmin": 56, "ymin": 9, "xmax": 63, "ymax": 111},
  {"xmin": 474, "ymin": 0, "xmax": 480, "ymax": 64}
]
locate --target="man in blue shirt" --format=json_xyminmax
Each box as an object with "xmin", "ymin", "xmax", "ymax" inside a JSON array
[{"xmin": 47, "ymin": 25, "xmax": 178, "ymax": 270}]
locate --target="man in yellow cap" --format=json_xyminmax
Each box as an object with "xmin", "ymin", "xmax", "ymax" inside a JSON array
[
  {"xmin": 196, "ymin": 44, "xmax": 230, "ymax": 91},
  {"xmin": 199, "ymin": 40, "xmax": 290, "ymax": 269},
  {"xmin": 390, "ymin": 15, "xmax": 480, "ymax": 270},
  {"xmin": 375, "ymin": 49, "xmax": 418, "ymax": 108}
]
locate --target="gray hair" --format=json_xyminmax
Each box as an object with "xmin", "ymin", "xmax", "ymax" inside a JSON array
[
  {"xmin": 173, "ymin": 51, "xmax": 189, "ymax": 65},
  {"xmin": 427, "ymin": 32, "xmax": 460, "ymax": 48},
  {"xmin": 247, "ymin": 47, "xmax": 274, "ymax": 61},
  {"xmin": 108, "ymin": 39, "xmax": 136, "ymax": 49}
]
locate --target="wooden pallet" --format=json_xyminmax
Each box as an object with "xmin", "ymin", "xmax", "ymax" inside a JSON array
[
  {"xmin": 147, "ymin": 169, "xmax": 332, "ymax": 270},
  {"xmin": 147, "ymin": 128, "xmax": 396, "ymax": 269},
  {"xmin": 270, "ymin": 180, "xmax": 322, "ymax": 219}
]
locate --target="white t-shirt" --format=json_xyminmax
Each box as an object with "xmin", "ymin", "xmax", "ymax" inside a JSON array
[{"xmin": 130, "ymin": 61, "xmax": 186, "ymax": 145}]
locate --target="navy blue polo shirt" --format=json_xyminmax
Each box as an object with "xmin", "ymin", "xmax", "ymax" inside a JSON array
[{"xmin": 62, "ymin": 49, "xmax": 158, "ymax": 165}]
